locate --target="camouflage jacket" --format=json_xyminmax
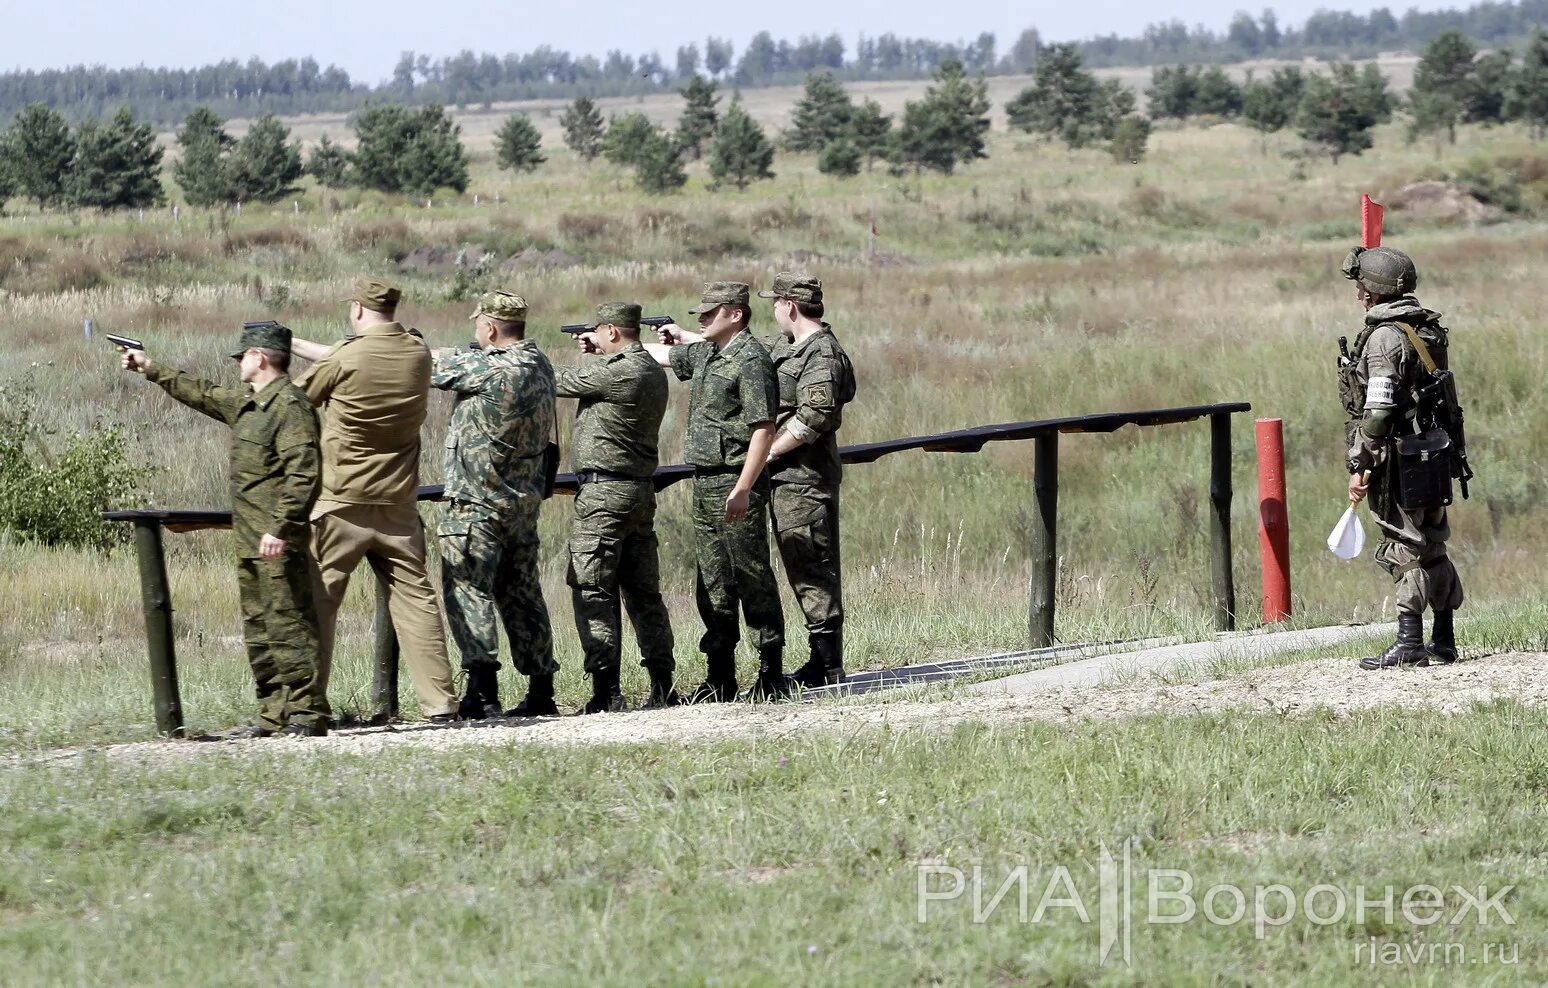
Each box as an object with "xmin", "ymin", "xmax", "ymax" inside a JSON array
[
  {"xmin": 669, "ymin": 329, "xmax": 778, "ymax": 470},
  {"xmin": 146, "ymin": 366, "xmax": 320, "ymax": 557},
  {"xmin": 764, "ymin": 324, "xmax": 856, "ymax": 487},
  {"xmin": 432, "ymin": 339, "xmax": 555, "ymax": 511},
  {"xmin": 1338, "ymin": 295, "xmax": 1450, "ymax": 465},
  {"xmin": 554, "ymin": 341, "xmax": 666, "ymax": 477}
]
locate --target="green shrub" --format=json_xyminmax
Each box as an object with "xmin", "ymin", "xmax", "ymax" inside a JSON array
[{"xmin": 0, "ymin": 381, "xmax": 153, "ymax": 552}]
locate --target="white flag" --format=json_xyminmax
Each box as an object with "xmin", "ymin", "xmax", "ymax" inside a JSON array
[{"xmin": 1327, "ymin": 504, "xmax": 1365, "ymax": 560}]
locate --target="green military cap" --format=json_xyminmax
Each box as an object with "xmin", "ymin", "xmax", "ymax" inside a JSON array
[
  {"xmin": 228, "ymin": 320, "xmax": 292, "ymax": 359},
  {"xmin": 757, "ymin": 271, "xmax": 823, "ymax": 305},
  {"xmin": 469, "ymin": 289, "xmax": 530, "ymax": 322},
  {"xmin": 587, "ymin": 301, "xmax": 641, "ymax": 330},
  {"xmin": 687, "ymin": 280, "xmax": 751, "ymax": 315},
  {"xmin": 344, "ymin": 277, "xmax": 402, "ymax": 313}
]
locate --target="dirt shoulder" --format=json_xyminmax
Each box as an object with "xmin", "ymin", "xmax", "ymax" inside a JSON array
[{"xmin": 14, "ymin": 650, "xmax": 1540, "ymax": 771}]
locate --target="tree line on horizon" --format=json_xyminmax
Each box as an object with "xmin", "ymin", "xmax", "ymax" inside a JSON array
[
  {"xmin": 3, "ymin": 27, "xmax": 1547, "ymax": 211},
  {"xmin": 5, "ymin": 0, "xmax": 1548, "ymax": 124}
]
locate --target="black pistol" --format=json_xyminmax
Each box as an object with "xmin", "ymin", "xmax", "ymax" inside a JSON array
[
  {"xmin": 560, "ymin": 315, "xmax": 675, "ymax": 334},
  {"xmin": 104, "ymin": 333, "xmax": 144, "ymax": 350}
]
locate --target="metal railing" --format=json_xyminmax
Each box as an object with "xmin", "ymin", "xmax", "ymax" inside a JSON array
[{"xmin": 103, "ymin": 401, "xmax": 1251, "ymax": 735}]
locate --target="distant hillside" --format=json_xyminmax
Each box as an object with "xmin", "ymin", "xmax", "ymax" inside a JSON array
[{"xmin": 0, "ymin": 0, "xmax": 1538, "ymax": 125}]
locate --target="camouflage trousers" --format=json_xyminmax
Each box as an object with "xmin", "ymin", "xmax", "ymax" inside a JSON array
[
  {"xmin": 567, "ymin": 480, "xmax": 675, "ymax": 675},
  {"xmin": 770, "ymin": 481, "xmax": 843, "ymax": 642},
  {"xmin": 691, "ymin": 473, "xmax": 784, "ymax": 656},
  {"xmin": 236, "ymin": 550, "xmax": 326, "ymax": 730},
  {"xmin": 438, "ymin": 499, "xmax": 557, "ymax": 677},
  {"xmin": 1368, "ymin": 468, "xmax": 1464, "ymax": 615}
]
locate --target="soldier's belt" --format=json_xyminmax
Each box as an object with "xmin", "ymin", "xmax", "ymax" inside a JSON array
[
  {"xmin": 691, "ymin": 465, "xmax": 744, "ymax": 477},
  {"xmin": 575, "ymin": 470, "xmax": 653, "ymax": 485}
]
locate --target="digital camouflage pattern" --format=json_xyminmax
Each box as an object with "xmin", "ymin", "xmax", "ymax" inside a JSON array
[
  {"xmin": 757, "ymin": 270, "xmax": 823, "ymax": 304},
  {"xmin": 690, "ymin": 473, "xmax": 785, "ymax": 655},
  {"xmin": 227, "ymin": 321, "xmax": 293, "ymax": 359},
  {"xmin": 771, "ymin": 481, "xmax": 843, "ymax": 639},
  {"xmin": 766, "ymin": 325, "xmax": 855, "ymax": 487},
  {"xmin": 438, "ymin": 500, "xmax": 556, "ymax": 675},
  {"xmin": 687, "ymin": 280, "xmax": 752, "ymax": 314},
  {"xmin": 669, "ymin": 330, "xmax": 778, "ymax": 468},
  {"xmin": 567, "ymin": 480, "xmax": 675, "ymax": 674},
  {"xmin": 432, "ymin": 339, "xmax": 556, "ymax": 511},
  {"xmin": 585, "ymin": 301, "xmax": 642, "ymax": 330},
  {"xmin": 433, "ymin": 338, "xmax": 557, "ymax": 674},
  {"xmin": 1339, "ymin": 294, "xmax": 1464, "ymax": 615},
  {"xmin": 556, "ymin": 341, "xmax": 665, "ymax": 477},
  {"xmin": 144, "ymin": 365, "xmax": 325, "ymax": 727},
  {"xmin": 470, "ymin": 290, "xmax": 529, "ymax": 322}
]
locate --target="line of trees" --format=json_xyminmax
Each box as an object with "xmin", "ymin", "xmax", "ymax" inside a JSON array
[
  {"xmin": 9, "ymin": 1, "xmax": 1548, "ymax": 123},
  {"xmin": 0, "ymin": 104, "xmax": 163, "ymax": 209}
]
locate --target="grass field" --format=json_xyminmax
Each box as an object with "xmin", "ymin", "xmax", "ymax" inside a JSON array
[{"xmin": 2, "ymin": 89, "xmax": 1546, "ymax": 982}]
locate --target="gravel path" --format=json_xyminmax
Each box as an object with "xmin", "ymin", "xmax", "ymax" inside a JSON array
[{"xmin": 17, "ymin": 650, "xmax": 1542, "ymax": 770}]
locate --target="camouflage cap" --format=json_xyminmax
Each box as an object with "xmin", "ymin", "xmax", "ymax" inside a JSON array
[
  {"xmin": 687, "ymin": 281, "xmax": 751, "ymax": 315},
  {"xmin": 228, "ymin": 320, "xmax": 292, "ymax": 359},
  {"xmin": 757, "ymin": 271, "xmax": 823, "ymax": 305},
  {"xmin": 587, "ymin": 301, "xmax": 642, "ymax": 330},
  {"xmin": 345, "ymin": 277, "xmax": 402, "ymax": 313},
  {"xmin": 469, "ymin": 290, "xmax": 530, "ymax": 322}
]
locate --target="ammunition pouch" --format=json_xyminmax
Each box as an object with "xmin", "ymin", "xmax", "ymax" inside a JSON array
[{"xmin": 1396, "ymin": 428, "xmax": 1454, "ymax": 510}]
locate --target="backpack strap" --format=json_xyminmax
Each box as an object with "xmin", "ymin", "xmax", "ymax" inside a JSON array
[{"xmin": 1395, "ymin": 321, "xmax": 1439, "ymax": 375}]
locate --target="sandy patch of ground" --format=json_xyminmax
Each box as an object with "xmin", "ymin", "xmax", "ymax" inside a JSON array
[{"xmin": 15, "ymin": 650, "xmax": 1541, "ymax": 770}]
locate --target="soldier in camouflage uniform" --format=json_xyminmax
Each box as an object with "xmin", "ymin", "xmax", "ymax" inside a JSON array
[
  {"xmin": 649, "ymin": 282, "xmax": 788, "ymax": 702},
  {"xmin": 1339, "ymin": 246, "xmax": 1465, "ymax": 669},
  {"xmin": 757, "ymin": 272, "xmax": 856, "ymax": 687},
  {"xmin": 562, "ymin": 302, "xmax": 677, "ymax": 713},
  {"xmin": 430, "ymin": 290, "xmax": 559, "ymax": 717},
  {"xmin": 120, "ymin": 323, "xmax": 327, "ymax": 737}
]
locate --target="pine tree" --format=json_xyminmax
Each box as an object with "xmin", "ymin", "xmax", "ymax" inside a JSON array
[
  {"xmin": 5, "ymin": 103, "xmax": 75, "ymax": 207},
  {"xmin": 602, "ymin": 112, "xmax": 658, "ymax": 168},
  {"xmin": 66, "ymin": 107, "xmax": 164, "ymax": 209},
  {"xmin": 707, "ymin": 102, "xmax": 774, "ymax": 190},
  {"xmin": 1109, "ymin": 116, "xmax": 1151, "ymax": 162},
  {"xmin": 1410, "ymin": 29, "xmax": 1478, "ymax": 144},
  {"xmin": 1004, "ymin": 43, "xmax": 1114, "ymax": 147},
  {"xmin": 1355, "ymin": 64, "xmax": 1395, "ymax": 124},
  {"xmin": 1243, "ymin": 67, "xmax": 1305, "ymax": 149},
  {"xmin": 633, "ymin": 127, "xmax": 687, "ymax": 194},
  {"xmin": 1464, "ymin": 50, "xmax": 1512, "ymax": 125},
  {"xmin": 352, "ymin": 104, "xmax": 468, "ymax": 197},
  {"xmin": 817, "ymin": 138, "xmax": 862, "ymax": 177},
  {"xmin": 847, "ymin": 98, "xmax": 894, "ymax": 171},
  {"xmin": 1509, "ymin": 28, "xmax": 1548, "ymax": 139},
  {"xmin": 1295, "ymin": 63, "xmax": 1379, "ymax": 164},
  {"xmin": 306, "ymin": 135, "xmax": 351, "ymax": 188},
  {"xmin": 494, "ymin": 114, "xmax": 545, "ymax": 172},
  {"xmin": 1146, "ymin": 66, "xmax": 1199, "ymax": 119},
  {"xmin": 785, "ymin": 72, "xmax": 854, "ymax": 152},
  {"xmin": 675, "ymin": 75, "xmax": 720, "ymax": 159},
  {"xmin": 227, "ymin": 114, "xmax": 303, "ymax": 202},
  {"xmin": 560, "ymin": 96, "xmax": 605, "ymax": 160},
  {"xmin": 896, "ymin": 59, "xmax": 990, "ymax": 174},
  {"xmin": 1191, "ymin": 66, "xmax": 1243, "ymax": 117},
  {"xmin": 174, "ymin": 106, "xmax": 235, "ymax": 206}
]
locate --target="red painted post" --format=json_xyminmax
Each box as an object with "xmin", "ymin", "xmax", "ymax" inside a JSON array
[
  {"xmin": 1361, "ymin": 194, "xmax": 1384, "ymax": 248},
  {"xmin": 1255, "ymin": 418, "xmax": 1292, "ymax": 623}
]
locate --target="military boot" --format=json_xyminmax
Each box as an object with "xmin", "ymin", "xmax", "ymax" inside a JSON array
[
  {"xmin": 1426, "ymin": 609, "xmax": 1458, "ymax": 664},
  {"xmin": 506, "ymin": 673, "xmax": 560, "ymax": 717},
  {"xmin": 741, "ymin": 647, "xmax": 794, "ymax": 702},
  {"xmin": 687, "ymin": 653, "xmax": 738, "ymax": 704},
  {"xmin": 1359, "ymin": 612, "xmax": 1429, "ymax": 670},
  {"xmin": 791, "ymin": 633, "xmax": 846, "ymax": 689},
  {"xmin": 457, "ymin": 666, "xmax": 503, "ymax": 720},
  {"xmin": 579, "ymin": 668, "xmax": 626, "ymax": 715},
  {"xmin": 644, "ymin": 667, "xmax": 681, "ymax": 709}
]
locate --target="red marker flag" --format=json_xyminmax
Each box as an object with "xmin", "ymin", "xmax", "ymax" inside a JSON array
[{"xmin": 1361, "ymin": 194, "xmax": 1384, "ymax": 248}]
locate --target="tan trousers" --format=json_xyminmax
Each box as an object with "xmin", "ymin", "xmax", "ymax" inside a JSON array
[{"xmin": 308, "ymin": 501, "xmax": 458, "ymax": 718}]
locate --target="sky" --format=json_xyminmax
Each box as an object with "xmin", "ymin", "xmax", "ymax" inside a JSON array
[{"xmin": 5, "ymin": 0, "xmax": 1473, "ymax": 83}]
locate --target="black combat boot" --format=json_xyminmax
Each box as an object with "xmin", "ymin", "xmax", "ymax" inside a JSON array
[
  {"xmin": 644, "ymin": 667, "xmax": 681, "ymax": 709},
  {"xmin": 1427, "ymin": 609, "xmax": 1458, "ymax": 664},
  {"xmin": 506, "ymin": 673, "xmax": 560, "ymax": 717},
  {"xmin": 687, "ymin": 653, "xmax": 737, "ymax": 704},
  {"xmin": 579, "ymin": 668, "xmax": 625, "ymax": 715},
  {"xmin": 457, "ymin": 666, "xmax": 503, "ymax": 720},
  {"xmin": 741, "ymin": 647, "xmax": 794, "ymax": 702},
  {"xmin": 791, "ymin": 633, "xmax": 846, "ymax": 688},
  {"xmin": 1359, "ymin": 612, "xmax": 1429, "ymax": 670}
]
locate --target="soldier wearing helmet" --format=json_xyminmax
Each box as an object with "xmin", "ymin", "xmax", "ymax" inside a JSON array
[{"xmin": 1339, "ymin": 245, "xmax": 1464, "ymax": 670}]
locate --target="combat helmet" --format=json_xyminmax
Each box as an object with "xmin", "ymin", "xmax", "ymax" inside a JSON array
[{"xmin": 1341, "ymin": 245, "xmax": 1419, "ymax": 297}]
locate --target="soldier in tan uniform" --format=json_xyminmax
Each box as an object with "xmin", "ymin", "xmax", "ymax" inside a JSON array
[
  {"xmin": 119, "ymin": 322, "xmax": 328, "ymax": 737},
  {"xmin": 289, "ymin": 278, "xmax": 459, "ymax": 723}
]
